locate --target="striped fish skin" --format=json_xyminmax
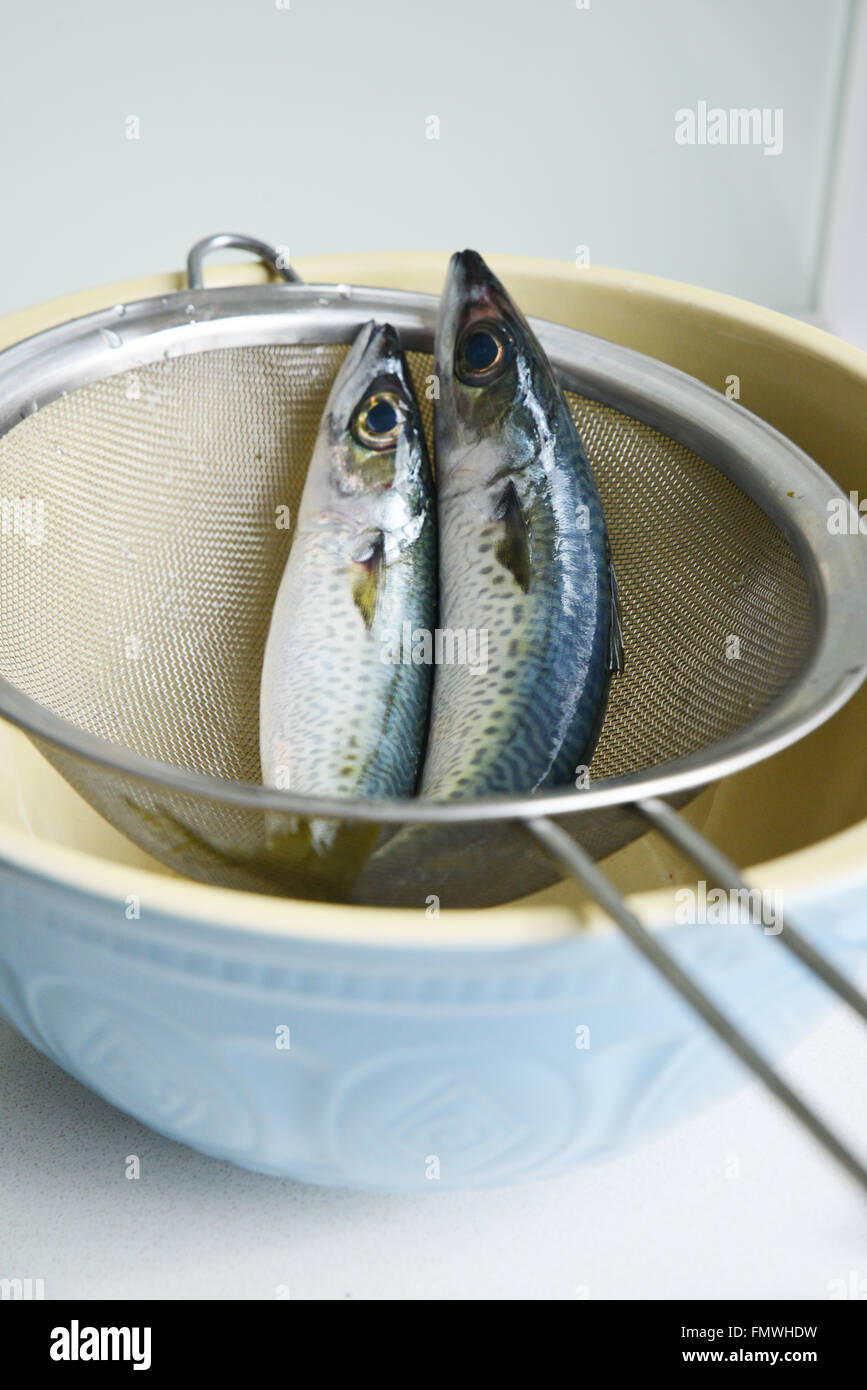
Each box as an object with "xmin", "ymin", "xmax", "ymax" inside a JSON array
[
  {"xmin": 260, "ymin": 321, "xmax": 436, "ymax": 838},
  {"xmin": 420, "ymin": 250, "xmax": 620, "ymax": 800}
]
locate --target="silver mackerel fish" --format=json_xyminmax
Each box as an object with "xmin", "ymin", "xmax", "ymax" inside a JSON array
[
  {"xmin": 420, "ymin": 250, "xmax": 622, "ymax": 799},
  {"xmin": 260, "ymin": 321, "xmax": 436, "ymax": 860}
]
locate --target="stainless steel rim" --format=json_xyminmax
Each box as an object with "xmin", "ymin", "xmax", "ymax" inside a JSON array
[{"xmin": 0, "ymin": 281, "xmax": 864, "ymax": 824}]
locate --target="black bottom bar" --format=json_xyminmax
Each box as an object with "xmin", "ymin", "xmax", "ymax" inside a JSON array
[{"xmin": 6, "ymin": 1298, "xmax": 865, "ymax": 1372}]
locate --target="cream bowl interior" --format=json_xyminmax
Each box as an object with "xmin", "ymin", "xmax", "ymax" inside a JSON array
[{"xmin": 1, "ymin": 251, "xmax": 866, "ymax": 943}]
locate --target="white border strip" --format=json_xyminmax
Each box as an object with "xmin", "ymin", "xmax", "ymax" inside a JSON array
[{"xmin": 820, "ymin": 0, "xmax": 867, "ymax": 348}]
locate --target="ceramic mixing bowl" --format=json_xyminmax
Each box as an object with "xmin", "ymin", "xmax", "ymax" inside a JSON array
[{"xmin": 0, "ymin": 253, "xmax": 865, "ymax": 1190}]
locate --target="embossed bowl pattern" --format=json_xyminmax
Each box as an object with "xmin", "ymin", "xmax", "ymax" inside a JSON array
[{"xmin": 0, "ymin": 861, "xmax": 864, "ymax": 1190}]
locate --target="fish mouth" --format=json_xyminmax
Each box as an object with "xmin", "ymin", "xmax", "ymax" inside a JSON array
[
  {"xmin": 343, "ymin": 320, "xmax": 404, "ymax": 382},
  {"xmin": 449, "ymin": 249, "xmax": 506, "ymax": 304}
]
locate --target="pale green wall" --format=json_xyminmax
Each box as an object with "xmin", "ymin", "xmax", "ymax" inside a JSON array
[{"xmin": 0, "ymin": 0, "xmax": 855, "ymax": 316}]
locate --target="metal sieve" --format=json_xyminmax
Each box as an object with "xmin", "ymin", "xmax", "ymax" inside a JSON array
[{"xmin": 1, "ymin": 233, "xmax": 866, "ymax": 1189}]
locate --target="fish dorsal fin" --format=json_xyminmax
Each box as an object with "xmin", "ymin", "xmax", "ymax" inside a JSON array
[
  {"xmin": 491, "ymin": 479, "xmax": 530, "ymax": 593},
  {"xmin": 351, "ymin": 531, "xmax": 385, "ymax": 630}
]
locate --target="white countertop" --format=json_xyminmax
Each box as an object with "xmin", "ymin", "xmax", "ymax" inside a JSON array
[{"xmin": 2, "ymin": 999, "xmax": 865, "ymax": 1301}]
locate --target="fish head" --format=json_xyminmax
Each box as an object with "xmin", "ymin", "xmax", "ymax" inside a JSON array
[
  {"xmin": 435, "ymin": 249, "xmax": 554, "ymax": 480},
  {"xmin": 320, "ymin": 321, "xmax": 430, "ymax": 528},
  {"xmin": 306, "ymin": 322, "xmax": 433, "ymax": 633}
]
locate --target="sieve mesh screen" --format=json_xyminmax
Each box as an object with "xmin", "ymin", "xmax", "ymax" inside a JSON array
[{"xmin": 0, "ymin": 343, "xmax": 813, "ymax": 902}]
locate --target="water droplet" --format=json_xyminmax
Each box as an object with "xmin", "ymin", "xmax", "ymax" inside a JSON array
[
  {"xmin": 19, "ymin": 401, "xmax": 38, "ymax": 419},
  {"xmin": 113, "ymin": 304, "xmax": 126, "ymax": 318},
  {"xmin": 185, "ymin": 303, "xmax": 195, "ymax": 315},
  {"xmin": 316, "ymin": 296, "xmax": 329, "ymax": 307},
  {"xmin": 56, "ymin": 445, "xmax": 65, "ymax": 457},
  {"xmin": 101, "ymin": 328, "xmax": 123, "ymax": 349},
  {"xmin": 335, "ymin": 283, "xmax": 352, "ymax": 300}
]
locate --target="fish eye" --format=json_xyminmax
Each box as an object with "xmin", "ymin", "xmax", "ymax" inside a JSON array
[
  {"xmin": 464, "ymin": 330, "xmax": 499, "ymax": 370},
  {"xmin": 456, "ymin": 322, "xmax": 511, "ymax": 385},
  {"xmin": 352, "ymin": 391, "xmax": 403, "ymax": 450}
]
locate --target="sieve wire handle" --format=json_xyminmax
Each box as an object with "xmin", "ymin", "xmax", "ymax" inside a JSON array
[
  {"xmin": 186, "ymin": 233, "xmax": 303, "ymax": 290},
  {"xmin": 636, "ymin": 796, "xmax": 867, "ymax": 1024},
  {"xmin": 523, "ymin": 812, "xmax": 867, "ymax": 1197}
]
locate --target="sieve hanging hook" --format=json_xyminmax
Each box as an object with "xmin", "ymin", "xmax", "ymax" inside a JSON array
[{"xmin": 186, "ymin": 233, "xmax": 303, "ymax": 290}]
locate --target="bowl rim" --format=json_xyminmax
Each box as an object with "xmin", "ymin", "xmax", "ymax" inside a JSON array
[{"xmin": 2, "ymin": 796, "xmax": 865, "ymax": 949}]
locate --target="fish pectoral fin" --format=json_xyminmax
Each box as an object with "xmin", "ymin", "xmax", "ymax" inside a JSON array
[
  {"xmin": 350, "ymin": 531, "xmax": 385, "ymax": 630},
  {"xmin": 608, "ymin": 548, "xmax": 625, "ymax": 674},
  {"xmin": 491, "ymin": 479, "xmax": 530, "ymax": 593}
]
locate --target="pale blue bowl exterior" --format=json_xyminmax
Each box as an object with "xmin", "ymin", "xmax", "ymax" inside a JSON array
[{"xmin": 0, "ymin": 859, "xmax": 864, "ymax": 1191}]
